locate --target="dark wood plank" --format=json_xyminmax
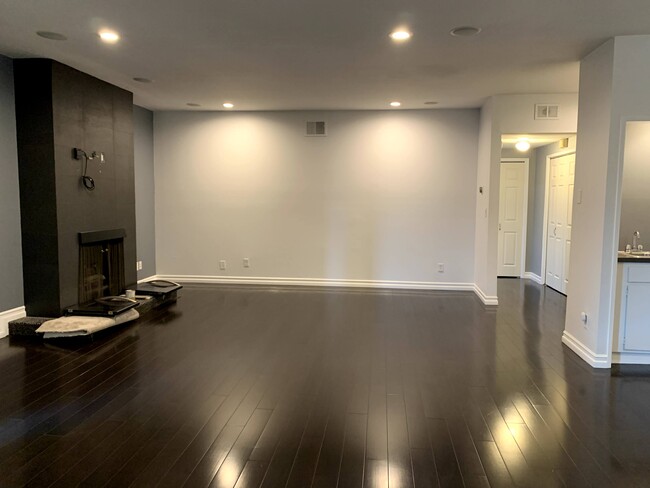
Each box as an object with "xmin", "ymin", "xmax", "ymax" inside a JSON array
[
  {"xmin": 208, "ymin": 408, "xmax": 272, "ymax": 488},
  {"xmin": 427, "ymin": 418, "xmax": 463, "ymax": 488},
  {"xmin": 474, "ymin": 440, "xmax": 516, "ymax": 488},
  {"xmin": 445, "ymin": 416, "xmax": 487, "ymax": 482},
  {"xmin": 410, "ymin": 448, "xmax": 440, "ymax": 488},
  {"xmin": 337, "ymin": 413, "xmax": 367, "ymax": 488},
  {"xmin": 234, "ymin": 461, "xmax": 269, "ymax": 488},
  {"xmin": 311, "ymin": 408, "xmax": 347, "ymax": 488},
  {"xmin": 387, "ymin": 394, "xmax": 415, "ymax": 488},
  {"xmin": 158, "ymin": 374, "xmax": 260, "ymax": 487},
  {"xmin": 127, "ymin": 393, "xmax": 228, "ymax": 486}
]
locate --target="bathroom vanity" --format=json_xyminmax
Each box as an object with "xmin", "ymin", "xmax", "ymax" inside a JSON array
[{"xmin": 613, "ymin": 253, "xmax": 650, "ymax": 363}]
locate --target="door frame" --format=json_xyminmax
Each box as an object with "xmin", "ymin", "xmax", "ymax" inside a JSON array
[
  {"xmin": 499, "ymin": 158, "xmax": 529, "ymax": 278},
  {"xmin": 541, "ymin": 149, "xmax": 576, "ymax": 285}
]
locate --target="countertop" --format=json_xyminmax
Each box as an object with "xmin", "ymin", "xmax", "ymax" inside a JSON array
[{"xmin": 618, "ymin": 251, "xmax": 650, "ymax": 262}]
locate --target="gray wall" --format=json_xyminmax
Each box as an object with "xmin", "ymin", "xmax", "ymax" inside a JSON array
[
  {"xmin": 620, "ymin": 121, "xmax": 650, "ymax": 250},
  {"xmin": 0, "ymin": 55, "xmax": 24, "ymax": 311},
  {"xmin": 134, "ymin": 106, "xmax": 156, "ymax": 280},
  {"xmin": 154, "ymin": 109, "xmax": 479, "ymax": 284}
]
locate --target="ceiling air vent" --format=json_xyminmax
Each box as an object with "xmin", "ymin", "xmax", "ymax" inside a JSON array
[
  {"xmin": 534, "ymin": 104, "xmax": 559, "ymax": 120},
  {"xmin": 305, "ymin": 121, "xmax": 326, "ymax": 136}
]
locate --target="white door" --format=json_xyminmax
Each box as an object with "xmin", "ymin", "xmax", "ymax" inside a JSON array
[
  {"xmin": 498, "ymin": 162, "xmax": 526, "ymax": 277},
  {"xmin": 545, "ymin": 153, "xmax": 575, "ymax": 294}
]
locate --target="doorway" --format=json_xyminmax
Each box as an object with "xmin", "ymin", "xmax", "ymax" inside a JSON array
[
  {"xmin": 499, "ymin": 134, "xmax": 577, "ymax": 291},
  {"xmin": 498, "ymin": 159, "xmax": 528, "ymax": 277}
]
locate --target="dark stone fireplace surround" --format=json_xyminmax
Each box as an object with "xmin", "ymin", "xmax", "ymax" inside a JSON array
[{"xmin": 14, "ymin": 59, "xmax": 137, "ymax": 317}]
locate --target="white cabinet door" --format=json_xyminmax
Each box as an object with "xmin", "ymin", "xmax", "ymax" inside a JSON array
[{"xmin": 624, "ymin": 283, "xmax": 650, "ymax": 351}]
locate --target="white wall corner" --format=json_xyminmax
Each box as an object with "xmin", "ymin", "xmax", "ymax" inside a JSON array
[
  {"xmin": 561, "ymin": 330, "xmax": 610, "ymax": 368},
  {"xmin": 0, "ymin": 306, "xmax": 26, "ymax": 339},
  {"xmin": 473, "ymin": 284, "xmax": 499, "ymax": 306},
  {"xmin": 523, "ymin": 272, "xmax": 543, "ymax": 284}
]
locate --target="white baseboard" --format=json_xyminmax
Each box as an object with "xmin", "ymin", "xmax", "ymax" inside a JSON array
[
  {"xmin": 473, "ymin": 285, "xmax": 499, "ymax": 306},
  {"xmin": 562, "ymin": 330, "xmax": 610, "ymax": 368},
  {"xmin": 523, "ymin": 272, "xmax": 543, "ymax": 284},
  {"xmin": 137, "ymin": 275, "xmax": 160, "ymax": 284},
  {"xmin": 612, "ymin": 352, "xmax": 650, "ymax": 365},
  {"xmin": 0, "ymin": 306, "xmax": 26, "ymax": 339},
  {"xmin": 156, "ymin": 274, "xmax": 477, "ymax": 293}
]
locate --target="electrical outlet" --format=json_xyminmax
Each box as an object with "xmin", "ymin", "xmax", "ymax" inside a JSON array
[
  {"xmin": 437, "ymin": 263, "xmax": 445, "ymax": 273},
  {"xmin": 219, "ymin": 260, "xmax": 227, "ymax": 271},
  {"xmin": 243, "ymin": 258, "xmax": 250, "ymax": 268},
  {"xmin": 136, "ymin": 260, "xmax": 143, "ymax": 271}
]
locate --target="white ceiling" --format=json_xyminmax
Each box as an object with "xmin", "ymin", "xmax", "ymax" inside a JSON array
[{"xmin": 1, "ymin": 0, "xmax": 649, "ymax": 111}]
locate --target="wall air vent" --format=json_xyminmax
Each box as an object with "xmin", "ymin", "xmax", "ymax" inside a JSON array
[
  {"xmin": 305, "ymin": 121, "xmax": 327, "ymax": 136},
  {"xmin": 534, "ymin": 104, "xmax": 560, "ymax": 120}
]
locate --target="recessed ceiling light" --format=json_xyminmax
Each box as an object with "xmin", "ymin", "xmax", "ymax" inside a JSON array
[
  {"xmin": 424, "ymin": 101, "xmax": 438, "ymax": 105},
  {"xmin": 515, "ymin": 140, "xmax": 531, "ymax": 152},
  {"xmin": 186, "ymin": 103, "xmax": 201, "ymax": 107},
  {"xmin": 390, "ymin": 101, "xmax": 402, "ymax": 107},
  {"xmin": 450, "ymin": 26, "xmax": 481, "ymax": 37},
  {"xmin": 389, "ymin": 30, "xmax": 412, "ymax": 42},
  {"xmin": 36, "ymin": 31, "xmax": 67, "ymax": 41},
  {"xmin": 223, "ymin": 102, "xmax": 234, "ymax": 109},
  {"xmin": 133, "ymin": 77, "xmax": 152, "ymax": 83},
  {"xmin": 98, "ymin": 30, "xmax": 120, "ymax": 43}
]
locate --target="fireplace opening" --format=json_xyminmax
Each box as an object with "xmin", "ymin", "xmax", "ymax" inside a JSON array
[{"xmin": 78, "ymin": 229, "xmax": 126, "ymax": 305}]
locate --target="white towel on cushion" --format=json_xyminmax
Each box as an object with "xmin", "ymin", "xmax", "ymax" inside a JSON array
[{"xmin": 36, "ymin": 308, "xmax": 139, "ymax": 338}]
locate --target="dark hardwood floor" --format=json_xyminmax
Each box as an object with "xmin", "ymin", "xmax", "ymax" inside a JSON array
[{"xmin": 2, "ymin": 279, "xmax": 650, "ymax": 487}]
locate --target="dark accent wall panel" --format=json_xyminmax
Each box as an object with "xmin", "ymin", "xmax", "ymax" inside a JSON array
[
  {"xmin": 14, "ymin": 59, "xmax": 60, "ymax": 317},
  {"xmin": 14, "ymin": 59, "xmax": 136, "ymax": 316}
]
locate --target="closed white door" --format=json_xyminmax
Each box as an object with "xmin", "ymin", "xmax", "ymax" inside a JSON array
[
  {"xmin": 546, "ymin": 153, "xmax": 575, "ymax": 294},
  {"xmin": 498, "ymin": 162, "xmax": 526, "ymax": 277}
]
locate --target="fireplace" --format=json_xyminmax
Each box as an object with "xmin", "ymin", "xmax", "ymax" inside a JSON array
[
  {"xmin": 78, "ymin": 229, "xmax": 126, "ymax": 304},
  {"xmin": 14, "ymin": 59, "xmax": 136, "ymax": 317}
]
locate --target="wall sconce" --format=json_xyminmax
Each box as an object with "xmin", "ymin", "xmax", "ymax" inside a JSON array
[{"xmin": 73, "ymin": 148, "xmax": 105, "ymax": 191}]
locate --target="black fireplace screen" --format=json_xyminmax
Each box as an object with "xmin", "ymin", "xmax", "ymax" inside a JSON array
[{"xmin": 78, "ymin": 239, "xmax": 125, "ymax": 304}]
